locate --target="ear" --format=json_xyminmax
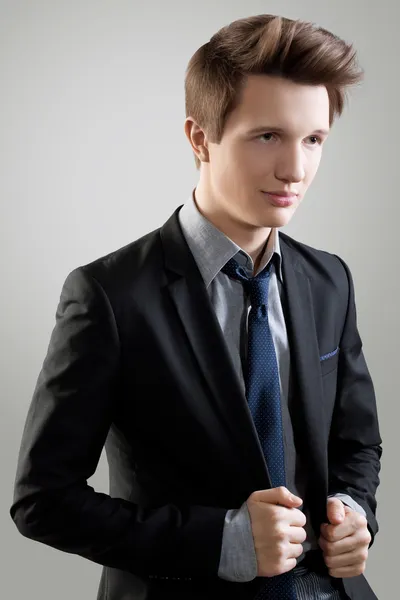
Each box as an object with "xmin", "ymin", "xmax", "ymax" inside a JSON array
[{"xmin": 184, "ymin": 118, "xmax": 210, "ymax": 163}]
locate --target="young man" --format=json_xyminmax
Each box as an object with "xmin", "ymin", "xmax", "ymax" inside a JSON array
[{"xmin": 11, "ymin": 14, "xmax": 382, "ymax": 600}]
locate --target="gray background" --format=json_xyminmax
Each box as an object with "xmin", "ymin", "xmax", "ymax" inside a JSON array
[{"xmin": 1, "ymin": 1, "xmax": 396, "ymax": 598}]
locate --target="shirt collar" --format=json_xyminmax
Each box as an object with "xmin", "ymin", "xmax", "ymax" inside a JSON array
[{"xmin": 178, "ymin": 189, "xmax": 283, "ymax": 289}]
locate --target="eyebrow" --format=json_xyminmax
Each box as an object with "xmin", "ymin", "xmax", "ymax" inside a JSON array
[{"xmin": 247, "ymin": 126, "xmax": 330, "ymax": 136}]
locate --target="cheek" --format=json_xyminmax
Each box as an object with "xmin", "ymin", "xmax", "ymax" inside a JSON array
[
  {"xmin": 217, "ymin": 149, "xmax": 251, "ymax": 190},
  {"xmin": 214, "ymin": 145, "xmax": 239, "ymax": 176},
  {"xmin": 245, "ymin": 145, "xmax": 273, "ymax": 172},
  {"xmin": 226, "ymin": 143, "xmax": 261, "ymax": 174},
  {"xmin": 304, "ymin": 155, "xmax": 322, "ymax": 186},
  {"xmin": 312, "ymin": 151, "xmax": 323, "ymax": 173}
]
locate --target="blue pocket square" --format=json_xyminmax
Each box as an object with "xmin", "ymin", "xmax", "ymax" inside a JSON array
[{"xmin": 320, "ymin": 346, "xmax": 339, "ymax": 362}]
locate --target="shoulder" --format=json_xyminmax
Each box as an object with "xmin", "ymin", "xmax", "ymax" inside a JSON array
[
  {"xmin": 82, "ymin": 226, "xmax": 161, "ymax": 279},
  {"xmin": 62, "ymin": 226, "xmax": 163, "ymax": 306},
  {"xmin": 279, "ymin": 231, "xmax": 353, "ymax": 297}
]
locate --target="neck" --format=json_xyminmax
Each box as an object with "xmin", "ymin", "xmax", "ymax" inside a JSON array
[{"xmin": 193, "ymin": 185, "xmax": 272, "ymax": 270}]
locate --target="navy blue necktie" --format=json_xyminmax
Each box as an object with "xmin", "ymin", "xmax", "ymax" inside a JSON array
[{"xmin": 222, "ymin": 257, "xmax": 297, "ymax": 600}]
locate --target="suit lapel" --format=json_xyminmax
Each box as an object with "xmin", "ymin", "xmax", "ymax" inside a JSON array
[
  {"xmin": 160, "ymin": 208, "xmax": 270, "ymax": 490},
  {"xmin": 280, "ymin": 235, "xmax": 328, "ymax": 525},
  {"xmin": 159, "ymin": 209, "xmax": 329, "ymax": 515}
]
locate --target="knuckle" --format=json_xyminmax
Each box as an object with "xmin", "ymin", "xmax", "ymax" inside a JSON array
[
  {"xmin": 318, "ymin": 539, "xmax": 326, "ymax": 552},
  {"xmin": 364, "ymin": 531, "xmax": 372, "ymax": 545},
  {"xmin": 276, "ymin": 541, "xmax": 287, "ymax": 559},
  {"xmin": 324, "ymin": 555, "xmax": 334, "ymax": 568},
  {"xmin": 249, "ymin": 491, "xmax": 260, "ymax": 503},
  {"xmin": 275, "ymin": 528, "xmax": 286, "ymax": 542},
  {"xmin": 358, "ymin": 515, "xmax": 368, "ymax": 527},
  {"xmin": 356, "ymin": 563, "xmax": 366, "ymax": 576},
  {"xmin": 270, "ymin": 509, "xmax": 280, "ymax": 525},
  {"xmin": 271, "ymin": 506, "xmax": 282, "ymax": 528},
  {"xmin": 247, "ymin": 495, "xmax": 256, "ymax": 507},
  {"xmin": 354, "ymin": 515, "xmax": 366, "ymax": 531},
  {"xmin": 324, "ymin": 530, "xmax": 334, "ymax": 542},
  {"xmin": 360, "ymin": 549, "xmax": 369, "ymax": 561},
  {"xmin": 275, "ymin": 487, "xmax": 287, "ymax": 500}
]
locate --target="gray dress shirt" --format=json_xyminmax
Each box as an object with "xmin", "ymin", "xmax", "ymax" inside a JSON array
[{"xmin": 178, "ymin": 191, "xmax": 365, "ymax": 593}]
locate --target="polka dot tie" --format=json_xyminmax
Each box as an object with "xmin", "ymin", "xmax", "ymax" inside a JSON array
[{"xmin": 222, "ymin": 257, "xmax": 298, "ymax": 600}]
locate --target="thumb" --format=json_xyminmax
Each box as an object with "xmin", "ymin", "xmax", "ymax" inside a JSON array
[
  {"xmin": 327, "ymin": 497, "xmax": 345, "ymax": 525},
  {"xmin": 252, "ymin": 486, "xmax": 303, "ymax": 508}
]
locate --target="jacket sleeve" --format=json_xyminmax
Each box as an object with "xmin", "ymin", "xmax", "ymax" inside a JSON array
[
  {"xmin": 328, "ymin": 256, "xmax": 382, "ymax": 546},
  {"xmin": 10, "ymin": 267, "xmax": 227, "ymax": 578}
]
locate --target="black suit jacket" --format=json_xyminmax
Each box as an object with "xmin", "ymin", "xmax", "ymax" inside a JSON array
[{"xmin": 10, "ymin": 207, "xmax": 382, "ymax": 600}]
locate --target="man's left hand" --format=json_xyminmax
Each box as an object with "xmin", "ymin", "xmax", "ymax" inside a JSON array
[{"xmin": 318, "ymin": 497, "xmax": 371, "ymax": 578}]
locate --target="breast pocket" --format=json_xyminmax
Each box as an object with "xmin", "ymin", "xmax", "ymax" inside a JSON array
[{"xmin": 320, "ymin": 347, "xmax": 339, "ymax": 376}]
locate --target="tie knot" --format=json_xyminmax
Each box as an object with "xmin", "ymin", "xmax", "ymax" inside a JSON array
[{"xmin": 221, "ymin": 257, "xmax": 272, "ymax": 307}]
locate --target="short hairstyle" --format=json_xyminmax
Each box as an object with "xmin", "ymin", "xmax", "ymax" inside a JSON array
[{"xmin": 184, "ymin": 14, "xmax": 364, "ymax": 169}]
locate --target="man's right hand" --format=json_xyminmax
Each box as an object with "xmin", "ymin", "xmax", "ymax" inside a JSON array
[{"xmin": 246, "ymin": 486, "xmax": 306, "ymax": 577}]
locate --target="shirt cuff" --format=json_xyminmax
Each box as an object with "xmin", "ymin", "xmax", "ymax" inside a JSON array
[{"xmin": 218, "ymin": 502, "xmax": 258, "ymax": 582}]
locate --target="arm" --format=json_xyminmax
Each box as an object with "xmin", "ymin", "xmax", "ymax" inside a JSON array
[
  {"xmin": 10, "ymin": 267, "xmax": 227, "ymax": 578},
  {"xmin": 328, "ymin": 256, "xmax": 382, "ymax": 545}
]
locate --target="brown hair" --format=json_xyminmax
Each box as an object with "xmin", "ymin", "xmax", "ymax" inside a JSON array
[{"xmin": 184, "ymin": 14, "xmax": 364, "ymax": 169}]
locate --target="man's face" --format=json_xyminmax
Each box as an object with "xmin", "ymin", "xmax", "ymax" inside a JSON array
[{"xmin": 202, "ymin": 74, "xmax": 330, "ymax": 229}]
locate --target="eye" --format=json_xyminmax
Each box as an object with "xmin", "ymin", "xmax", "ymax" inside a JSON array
[
  {"xmin": 306, "ymin": 135, "xmax": 323, "ymax": 146},
  {"xmin": 258, "ymin": 133, "xmax": 276, "ymax": 143}
]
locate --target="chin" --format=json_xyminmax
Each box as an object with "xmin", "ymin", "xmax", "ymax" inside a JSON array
[{"xmin": 257, "ymin": 210, "xmax": 295, "ymax": 228}]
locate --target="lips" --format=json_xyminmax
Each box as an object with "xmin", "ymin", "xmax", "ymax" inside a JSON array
[
  {"xmin": 262, "ymin": 191, "xmax": 298, "ymax": 198},
  {"xmin": 262, "ymin": 191, "xmax": 297, "ymax": 207}
]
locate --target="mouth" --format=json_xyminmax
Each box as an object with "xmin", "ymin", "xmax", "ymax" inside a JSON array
[{"xmin": 261, "ymin": 191, "xmax": 297, "ymax": 207}]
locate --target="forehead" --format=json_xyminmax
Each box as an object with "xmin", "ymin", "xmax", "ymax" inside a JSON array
[{"xmin": 226, "ymin": 74, "xmax": 330, "ymax": 133}]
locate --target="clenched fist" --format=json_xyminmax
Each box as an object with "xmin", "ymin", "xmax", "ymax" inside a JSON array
[
  {"xmin": 246, "ymin": 486, "xmax": 307, "ymax": 577},
  {"xmin": 319, "ymin": 497, "xmax": 371, "ymax": 578}
]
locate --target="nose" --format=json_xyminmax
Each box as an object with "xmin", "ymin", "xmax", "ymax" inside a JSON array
[{"xmin": 275, "ymin": 144, "xmax": 305, "ymax": 184}]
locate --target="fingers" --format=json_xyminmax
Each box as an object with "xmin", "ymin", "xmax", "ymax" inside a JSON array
[
  {"xmin": 319, "ymin": 535, "xmax": 350, "ymax": 556},
  {"xmin": 288, "ymin": 525, "xmax": 307, "ymax": 544},
  {"xmin": 248, "ymin": 488, "xmax": 307, "ymax": 579},
  {"xmin": 286, "ymin": 507, "xmax": 307, "ymax": 528},
  {"xmin": 323, "ymin": 548, "xmax": 368, "ymax": 571},
  {"xmin": 287, "ymin": 542, "xmax": 305, "ymax": 560},
  {"xmin": 280, "ymin": 558, "xmax": 298, "ymax": 575},
  {"xmin": 268, "ymin": 505, "xmax": 306, "ymax": 529},
  {"xmin": 252, "ymin": 486, "xmax": 303, "ymax": 508},
  {"xmin": 328, "ymin": 562, "xmax": 367, "ymax": 579},
  {"xmin": 319, "ymin": 529, "xmax": 369, "ymax": 556},
  {"xmin": 320, "ymin": 513, "xmax": 369, "ymax": 543},
  {"xmin": 319, "ymin": 515, "xmax": 371, "ymax": 579}
]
